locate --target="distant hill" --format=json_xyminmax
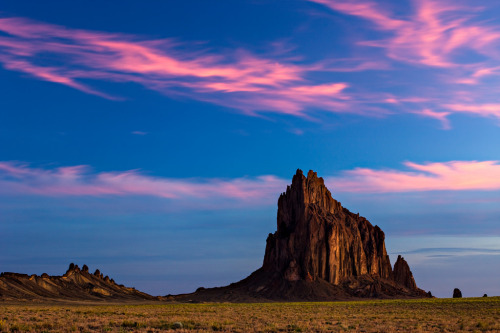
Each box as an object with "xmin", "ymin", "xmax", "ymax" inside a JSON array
[{"xmin": 0, "ymin": 263, "xmax": 157, "ymax": 302}]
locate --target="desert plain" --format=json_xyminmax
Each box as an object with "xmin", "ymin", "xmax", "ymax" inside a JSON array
[{"xmin": 1, "ymin": 297, "xmax": 500, "ymax": 332}]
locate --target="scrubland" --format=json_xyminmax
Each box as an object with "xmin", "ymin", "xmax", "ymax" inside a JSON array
[{"xmin": 1, "ymin": 297, "xmax": 499, "ymax": 332}]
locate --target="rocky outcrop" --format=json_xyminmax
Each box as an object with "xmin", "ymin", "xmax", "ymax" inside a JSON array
[
  {"xmin": 0, "ymin": 264, "xmax": 157, "ymax": 301},
  {"xmin": 179, "ymin": 169, "xmax": 429, "ymax": 302},
  {"xmin": 393, "ymin": 255, "xmax": 417, "ymax": 290},
  {"xmin": 453, "ymin": 288, "xmax": 462, "ymax": 298},
  {"xmin": 263, "ymin": 170, "xmax": 393, "ymax": 284}
]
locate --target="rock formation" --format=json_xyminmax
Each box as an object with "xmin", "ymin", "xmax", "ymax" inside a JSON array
[
  {"xmin": 179, "ymin": 169, "xmax": 429, "ymax": 301},
  {"xmin": 0, "ymin": 264, "xmax": 157, "ymax": 301},
  {"xmin": 453, "ymin": 288, "xmax": 462, "ymax": 298},
  {"xmin": 263, "ymin": 170, "xmax": 392, "ymax": 284},
  {"xmin": 393, "ymin": 255, "xmax": 417, "ymax": 290}
]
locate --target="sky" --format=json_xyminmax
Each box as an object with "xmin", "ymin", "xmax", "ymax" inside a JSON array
[{"xmin": 1, "ymin": 0, "xmax": 500, "ymax": 298}]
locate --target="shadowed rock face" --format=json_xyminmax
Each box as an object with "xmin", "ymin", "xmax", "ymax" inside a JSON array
[{"xmin": 263, "ymin": 169, "xmax": 393, "ymax": 284}]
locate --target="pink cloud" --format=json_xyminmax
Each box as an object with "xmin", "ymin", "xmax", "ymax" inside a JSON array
[
  {"xmin": 2, "ymin": 12, "xmax": 500, "ymax": 128},
  {"xmin": 0, "ymin": 16, "xmax": 370, "ymax": 118},
  {"xmin": 0, "ymin": 162, "xmax": 286, "ymax": 206},
  {"xmin": 443, "ymin": 103, "xmax": 500, "ymax": 119},
  {"xmin": 309, "ymin": 0, "xmax": 404, "ymax": 30},
  {"xmin": 455, "ymin": 65, "xmax": 500, "ymax": 85},
  {"xmin": 3, "ymin": 161, "xmax": 500, "ymax": 203},
  {"xmin": 309, "ymin": 0, "xmax": 500, "ymax": 68},
  {"xmin": 315, "ymin": 58, "xmax": 392, "ymax": 72},
  {"xmin": 307, "ymin": 0, "xmax": 500, "ymax": 127},
  {"xmin": 328, "ymin": 161, "xmax": 500, "ymax": 193},
  {"xmin": 0, "ymin": 58, "xmax": 117, "ymax": 99},
  {"xmin": 413, "ymin": 109, "xmax": 451, "ymax": 129}
]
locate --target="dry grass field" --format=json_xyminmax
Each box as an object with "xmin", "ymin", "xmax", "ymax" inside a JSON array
[{"xmin": 1, "ymin": 297, "xmax": 499, "ymax": 332}]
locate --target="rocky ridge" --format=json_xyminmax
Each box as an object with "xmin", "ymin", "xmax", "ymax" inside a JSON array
[{"xmin": 0, "ymin": 263, "xmax": 156, "ymax": 302}]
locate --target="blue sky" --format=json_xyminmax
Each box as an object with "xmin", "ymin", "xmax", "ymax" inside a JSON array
[{"xmin": 1, "ymin": 0, "xmax": 500, "ymax": 298}]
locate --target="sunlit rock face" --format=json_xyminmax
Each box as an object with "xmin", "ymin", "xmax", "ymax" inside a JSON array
[{"xmin": 263, "ymin": 169, "xmax": 393, "ymax": 284}]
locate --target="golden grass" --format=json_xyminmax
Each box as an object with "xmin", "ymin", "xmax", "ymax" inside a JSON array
[{"xmin": 1, "ymin": 297, "xmax": 499, "ymax": 332}]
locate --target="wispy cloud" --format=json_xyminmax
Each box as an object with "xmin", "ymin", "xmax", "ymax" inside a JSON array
[
  {"xmin": 399, "ymin": 247, "xmax": 500, "ymax": 255},
  {"xmin": 0, "ymin": 16, "xmax": 371, "ymax": 118},
  {"xmin": 443, "ymin": 103, "xmax": 500, "ymax": 119},
  {"xmin": 3, "ymin": 11, "xmax": 500, "ymax": 127},
  {"xmin": 308, "ymin": 0, "xmax": 500, "ymax": 68},
  {"xmin": 0, "ymin": 162, "xmax": 286, "ymax": 205},
  {"xmin": 455, "ymin": 65, "xmax": 500, "ymax": 85},
  {"xmin": 329, "ymin": 160, "xmax": 500, "ymax": 193},
  {"xmin": 3, "ymin": 161, "xmax": 500, "ymax": 203},
  {"xmin": 413, "ymin": 109, "xmax": 451, "ymax": 129},
  {"xmin": 131, "ymin": 131, "xmax": 148, "ymax": 136},
  {"xmin": 308, "ymin": 0, "xmax": 500, "ymax": 127}
]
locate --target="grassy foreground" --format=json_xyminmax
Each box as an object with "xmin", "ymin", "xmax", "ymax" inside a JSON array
[{"xmin": 1, "ymin": 297, "xmax": 499, "ymax": 332}]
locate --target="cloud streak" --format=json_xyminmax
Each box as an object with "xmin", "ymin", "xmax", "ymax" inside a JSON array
[
  {"xmin": 399, "ymin": 247, "xmax": 500, "ymax": 255},
  {"xmin": 309, "ymin": 0, "xmax": 500, "ymax": 68},
  {"xmin": 0, "ymin": 162, "xmax": 286, "ymax": 206},
  {"xmin": 329, "ymin": 160, "xmax": 500, "ymax": 193},
  {"xmin": 413, "ymin": 109, "xmax": 451, "ymax": 129},
  {"xmin": 3, "ymin": 161, "xmax": 500, "ymax": 204},
  {"xmin": 0, "ymin": 16, "xmax": 367, "ymax": 118},
  {"xmin": 443, "ymin": 103, "xmax": 500, "ymax": 119},
  {"xmin": 2, "ymin": 9, "xmax": 500, "ymax": 127},
  {"xmin": 307, "ymin": 0, "xmax": 500, "ymax": 127}
]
